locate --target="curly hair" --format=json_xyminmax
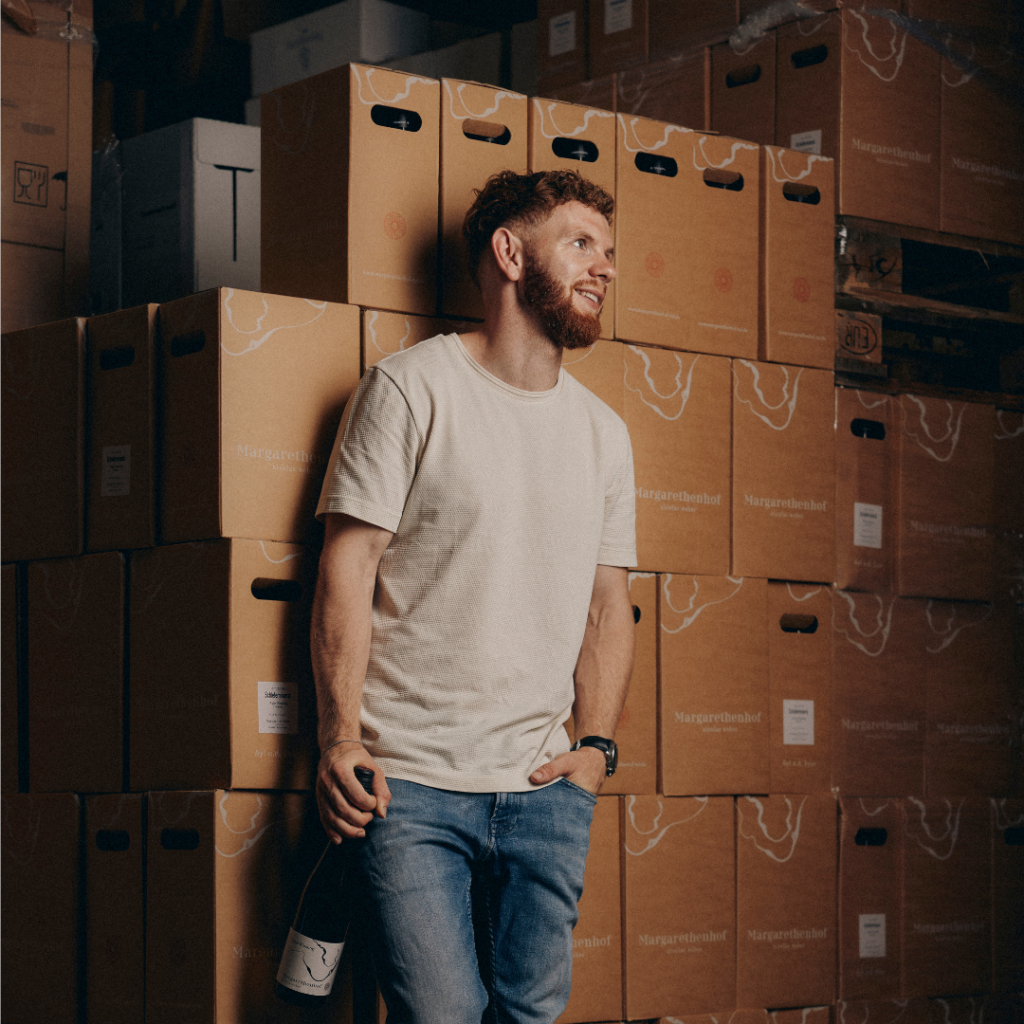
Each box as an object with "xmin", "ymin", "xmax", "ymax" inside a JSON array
[{"xmin": 462, "ymin": 169, "xmax": 614, "ymax": 285}]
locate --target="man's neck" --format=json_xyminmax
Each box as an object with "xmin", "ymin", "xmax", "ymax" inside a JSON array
[{"xmin": 459, "ymin": 307, "xmax": 563, "ymax": 393}]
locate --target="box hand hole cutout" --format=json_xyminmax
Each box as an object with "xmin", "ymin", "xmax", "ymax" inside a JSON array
[
  {"xmin": 160, "ymin": 828, "xmax": 200, "ymax": 851},
  {"xmin": 850, "ymin": 418, "xmax": 885, "ymax": 440},
  {"xmin": 727, "ymin": 64, "xmax": 762, "ymax": 88},
  {"xmin": 95, "ymin": 829, "xmax": 131, "ymax": 852},
  {"xmin": 853, "ymin": 827, "xmax": 887, "ymax": 847},
  {"xmin": 170, "ymin": 331, "xmax": 206, "ymax": 357},
  {"xmin": 370, "ymin": 105, "xmax": 423, "ymax": 132},
  {"xmin": 99, "ymin": 345, "xmax": 136, "ymax": 371},
  {"xmin": 782, "ymin": 182, "xmax": 821, "ymax": 205},
  {"xmin": 250, "ymin": 578, "xmax": 303, "ymax": 602},
  {"xmin": 779, "ymin": 613, "xmax": 818, "ymax": 634},
  {"xmin": 462, "ymin": 120, "xmax": 511, "ymax": 145},
  {"xmin": 791, "ymin": 44, "xmax": 828, "ymax": 69},
  {"xmin": 1006, "ymin": 827, "xmax": 1024, "ymax": 846},
  {"xmin": 551, "ymin": 137, "xmax": 599, "ymax": 162},
  {"xmin": 633, "ymin": 604, "xmax": 641, "ymax": 623},
  {"xmin": 703, "ymin": 169, "xmax": 744, "ymax": 191},
  {"xmin": 634, "ymin": 152, "xmax": 678, "ymax": 176}
]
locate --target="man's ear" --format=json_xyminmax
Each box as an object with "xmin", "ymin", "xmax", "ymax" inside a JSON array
[{"xmin": 490, "ymin": 226, "xmax": 526, "ymax": 283}]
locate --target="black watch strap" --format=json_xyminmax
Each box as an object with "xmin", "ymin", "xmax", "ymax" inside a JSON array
[{"xmin": 571, "ymin": 735, "xmax": 618, "ymax": 776}]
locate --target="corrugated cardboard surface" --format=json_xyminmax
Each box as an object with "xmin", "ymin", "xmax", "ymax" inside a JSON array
[
  {"xmin": 563, "ymin": 338, "xmax": 627, "ymax": 418},
  {"xmin": 990, "ymin": 798, "xmax": 1024, "ymax": 993},
  {"xmin": 901, "ymin": 798, "xmax": 991, "ymax": 997},
  {"xmin": 993, "ymin": 411, "xmax": 1024, "ymax": 599},
  {"xmin": 1, "ymin": 564, "xmax": 21, "ymax": 793},
  {"xmin": 1, "ymin": 317, "xmax": 85, "ymax": 562},
  {"xmin": 836, "ymin": 999, "xmax": 930, "ymax": 1024},
  {"xmin": 712, "ymin": 33, "xmax": 776, "ymax": 147},
  {"xmin": 624, "ymin": 346, "xmax": 731, "ymax": 575},
  {"xmin": 736, "ymin": 793, "xmax": 838, "ymax": 1009},
  {"xmin": 832, "ymin": 593, "xmax": 927, "ymax": 796},
  {"xmin": 588, "ymin": 0, "xmax": 648, "ymax": 78},
  {"xmin": 440, "ymin": 79, "xmax": 528, "ymax": 319},
  {"xmin": 616, "ymin": 51, "xmax": 708, "ymax": 130},
  {"xmin": 86, "ymin": 793, "xmax": 144, "ymax": 1024},
  {"xmin": 28, "ymin": 551, "xmax": 125, "ymax": 793},
  {"xmin": 262, "ymin": 65, "xmax": 439, "ymax": 315},
  {"xmin": 554, "ymin": 73, "xmax": 618, "ymax": 113},
  {"xmin": 361, "ymin": 309, "xmax": 477, "ymax": 370},
  {"xmin": 836, "ymin": 310, "xmax": 884, "ymax": 364},
  {"xmin": 130, "ymin": 539, "xmax": 317, "ymax": 791},
  {"xmin": 838, "ymin": 798, "xmax": 904, "ymax": 1000},
  {"xmin": 732, "ymin": 360, "xmax": 835, "ymax": 581},
  {"xmin": 0, "ymin": 792, "xmax": 81, "ymax": 1024},
  {"xmin": 659, "ymin": 575, "xmax": 769, "ymax": 795},
  {"xmin": 557, "ymin": 795, "xmax": 622, "ymax": 1023},
  {"xmin": 537, "ymin": 0, "xmax": 589, "ymax": 91},
  {"xmin": 158, "ymin": 288, "xmax": 360, "ymax": 545},
  {"xmin": 768, "ymin": 582, "xmax": 833, "ymax": 794},
  {"xmin": 87, "ymin": 303, "xmax": 158, "ymax": 552},
  {"xmin": 529, "ymin": 96, "xmax": 617, "ymax": 337},
  {"xmin": 759, "ymin": 147, "xmax": 835, "ymax": 368},
  {"xmin": 771, "ymin": 1008, "xmax": 833, "ymax": 1024},
  {"xmin": 895, "ymin": 396, "xmax": 995, "ymax": 600},
  {"xmin": 648, "ymin": 0, "xmax": 737, "ymax": 58},
  {"xmin": 835, "ymin": 389, "xmax": 894, "ymax": 593},
  {"xmin": 623, "ymin": 795, "xmax": 736, "ymax": 1017}
]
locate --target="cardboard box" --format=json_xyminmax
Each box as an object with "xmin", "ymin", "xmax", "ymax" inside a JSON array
[
  {"xmin": 551, "ymin": 73, "xmax": 617, "ymax": 113},
  {"xmin": 130, "ymin": 539, "xmax": 318, "ymax": 791},
  {"xmin": 384, "ymin": 32, "xmax": 503, "ymax": 87},
  {"xmin": 902, "ymin": 798, "xmax": 991, "ymax": 997},
  {"xmin": 1, "ymin": 792, "xmax": 81, "ymax": 1024},
  {"xmin": 712, "ymin": 32, "xmax": 776, "ymax": 146},
  {"xmin": 919, "ymin": 600, "xmax": 1015, "ymax": 796},
  {"xmin": 589, "ymin": 0, "xmax": 648, "ymax": 77},
  {"xmin": 660, "ymin": 1014, "xmax": 768, "ymax": 1024},
  {"xmin": 938, "ymin": 45, "xmax": 1023, "ymax": 244},
  {"xmin": 771, "ymin": 1010, "xmax": 833, "ymax": 1024},
  {"xmin": 86, "ymin": 793, "xmax": 145, "ymax": 1024},
  {"xmin": 529, "ymin": 96, "xmax": 618, "ymax": 338},
  {"xmin": 732, "ymin": 360, "xmax": 835, "ymax": 581},
  {"xmin": 146, "ymin": 790, "xmax": 344, "ymax": 1024},
  {"xmin": 623, "ymin": 795, "xmax": 736, "ymax": 1017},
  {"xmin": 775, "ymin": 11, "xmax": 940, "ymax": 229},
  {"xmin": 537, "ymin": 0, "xmax": 589, "ymax": 91},
  {"xmin": 616, "ymin": 50, "xmax": 708, "ymax": 131},
  {"xmin": 838, "ymin": 798, "xmax": 904, "ymax": 1000},
  {"xmin": 86, "ymin": 303, "xmax": 158, "ymax": 552},
  {"xmin": 991, "ymin": 798, "xmax": 1024, "ymax": 993},
  {"xmin": 249, "ymin": 0, "xmax": 429, "ymax": 96},
  {"xmin": 512, "ymin": 20, "xmax": 539, "ymax": 96},
  {"xmin": 563, "ymin": 338, "xmax": 626, "ymax": 417},
  {"xmin": 736, "ymin": 793, "xmax": 838, "ymax": 1009},
  {"xmin": 837, "ymin": 1001, "xmax": 931, "ymax": 1024},
  {"xmin": 837, "ymin": 310, "xmax": 884, "ymax": 364},
  {"xmin": 558, "ymin": 795, "xmax": 622, "ymax": 1024},
  {"xmin": 120, "ymin": 119, "xmax": 260, "ymax": 308},
  {"xmin": 1, "ymin": 1, "xmax": 93, "ymax": 331},
  {"xmin": 616, "ymin": 117, "xmax": 759, "ymax": 356},
  {"xmin": 994, "ymin": 409, "xmax": 1024, "ymax": 533},
  {"xmin": 262, "ymin": 64, "xmax": 439, "ymax": 316},
  {"xmin": 768, "ymin": 582, "xmax": 833, "ymax": 794},
  {"xmin": 1, "ymin": 564, "xmax": 20, "ymax": 793},
  {"xmin": 659, "ymin": 575, "xmax": 769, "ymax": 795},
  {"xmin": 624, "ymin": 345, "xmax": 731, "ymax": 575},
  {"xmin": 1, "ymin": 317, "xmax": 85, "ymax": 562},
  {"xmin": 362, "ymin": 308, "xmax": 477, "ymax": 370},
  {"xmin": 759, "ymin": 146, "xmax": 835, "ymax": 368},
  {"xmin": 895, "ymin": 396, "xmax": 995, "ymax": 601},
  {"xmin": 90, "ymin": 141, "xmax": 123, "ymax": 316},
  {"xmin": 158, "ymin": 288, "xmax": 360, "ymax": 545},
  {"xmin": 27, "ymin": 551, "xmax": 125, "ymax": 793},
  {"xmin": 439, "ymin": 79, "xmax": 528, "ymax": 319},
  {"xmin": 648, "ymin": 0, "xmax": 737, "ymax": 58},
  {"xmin": 835, "ymin": 388, "xmax": 895, "ymax": 592},
  {"xmin": 832, "ymin": 593, "xmax": 927, "ymax": 796}
]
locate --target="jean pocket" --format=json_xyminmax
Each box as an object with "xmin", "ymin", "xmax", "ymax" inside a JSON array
[{"xmin": 557, "ymin": 777, "xmax": 599, "ymax": 804}]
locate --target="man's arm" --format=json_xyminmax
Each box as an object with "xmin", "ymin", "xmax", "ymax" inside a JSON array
[
  {"xmin": 529, "ymin": 563, "xmax": 635, "ymax": 793},
  {"xmin": 312, "ymin": 512, "xmax": 394, "ymax": 842}
]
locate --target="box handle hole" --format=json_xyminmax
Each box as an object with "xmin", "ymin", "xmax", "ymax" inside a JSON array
[
  {"xmin": 370, "ymin": 105, "xmax": 422, "ymax": 132},
  {"xmin": 463, "ymin": 120, "xmax": 511, "ymax": 145},
  {"xmin": 791, "ymin": 44, "xmax": 829, "ymax": 69},
  {"xmin": 251, "ymin": 578, "xmax": 303, "ymax": 602},
  {"xmin": 161, "ymin": 828, "xmax": 200, "ymax": 850},
  {"xmin": 780, "ymin": 613, "xmax": 818, "ymax": 634},
  {"xmin": 170, "ymin": 331, "xmax": 205, "ymax": 358},
  {"xmin": 726, "ymin": 63, "xmax": 762, "ymax": 88},
  {"xmin": 1005, "ymin": 827, "xmax": 1024, "ymax": 846},
  {"xmin": 95, "ymin": 829, "xmax": 131, "ymax": 852},
  {"xmin": 850, "ymin": 418, "xmax": 886, "ymax": 441},
  {"xmin": 633, "ymin": 604, "xmax": 641, "ymax": 624},
  {"xmin": 703, "ymin": 169, "xmax": 743, "ymax": 191},
  {"xmin": 552, "ymin": 137, "xmax": 599, "ymax": 162},
  {"xmin": 99, "ymin": 345, "xmax": 136, "ymax": 370},
  {"xmin": 783, "ymin": 183, "xmax": 821, "ymax": 205},
  {"xmin": 855, "ymin": 827, "xmax": 888, "ymax": 846},
  {"xmin": 634, "ymin": 152, "xmax": 677, "ymax": 177}
]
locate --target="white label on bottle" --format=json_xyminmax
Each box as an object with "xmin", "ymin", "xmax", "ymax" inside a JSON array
[
  {"xmin": 258, "ymin": 681, "xmax": 298, "ymax": 735},
  {"xmin": 605, "ymin": 0, "xmax": 633, "ymax": 34},
  {"xmin": 783, "ymin": 699, "xmax": 815, "ymax": 746},
  {"xmin": 859, "ymin": 913, "xmax": 886, "ymax": 959},
  {"xmin": 853, "ymin": 502, "xmax": 884, "ymax": 549},
  {"xmin": 791, "ymin": 129, "xmax": 822, "ymax": 155},
  {"xmin": 549, "ymin": 12, "xmax": 576, "ymax": 57},
  {"xmin": 276, "ymin": 927, "xmax": 343, "ymax": 996},
  {"xmin": 101, "ymin": 444, "xmax": 131, "ymax": 497}
]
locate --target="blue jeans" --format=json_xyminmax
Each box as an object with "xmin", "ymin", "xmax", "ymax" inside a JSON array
[{"xmin": 353, "ymin": 777, "xmax": 597, "ymax": 1024}]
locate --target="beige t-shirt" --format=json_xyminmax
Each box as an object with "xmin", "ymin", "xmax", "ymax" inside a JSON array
[{"xmin": 316, "ymin": 334, "xmax": 636, "ymax": 792}]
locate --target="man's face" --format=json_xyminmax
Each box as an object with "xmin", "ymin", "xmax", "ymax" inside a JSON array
[{"xmin": 520, "ymin": 201, "xmax": 616, "ymax": 351}]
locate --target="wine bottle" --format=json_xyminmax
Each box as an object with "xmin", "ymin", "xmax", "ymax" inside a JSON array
[{"xmin": 275, "ymin": 766, "xmax": 375, "ymax": 1006}]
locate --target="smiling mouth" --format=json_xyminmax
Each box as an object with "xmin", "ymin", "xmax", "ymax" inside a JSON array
[{"xmin": 574, "ymin": 286, "xmax": 604, "ymax": 309}]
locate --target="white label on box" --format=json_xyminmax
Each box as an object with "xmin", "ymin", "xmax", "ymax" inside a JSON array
[
  {"xmin": 549, "ymin": 12, "xmax": 576, "ymax": 57},
  {"xmin": 258, "ymin": 681, "xmax": 298, "ymax": 735},
  {"xmin": 276, "ymin": 928, "xmax": 343, "ymax": 995},
  {"xmin": 783, "ymin": 699, "xmax": 815, "ymax": 746},
  {"xmin": 859, "ymin": 913, "xmax": 886, "ymax": 959},
  {"xmin": 605, "ymin": 0, "xmax": 633, "ymax": 34},
  {"xmin": 100, "ymin": 444, "xmax": 131, "ymax": 497},
  {"xmin": 791, "ymin": 130, "xmax": 822, "ymax": 155},
  {"xmin": 853, "ymin": 502, "xmax": 884, "ymax": 549}
]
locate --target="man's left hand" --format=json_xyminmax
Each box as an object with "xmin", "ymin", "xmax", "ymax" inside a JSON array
[{"xmin": 529, "ymin": 745, "xmax": 607, "ymax": 794}]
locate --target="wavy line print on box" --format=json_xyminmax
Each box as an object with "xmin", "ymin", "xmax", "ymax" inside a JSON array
[
  {"xmin": 692, "ymin": 135, "xmax": 758, "ymax": 172},
  {"xmin": 766, "ymin": 146, "xmax": 832, "ymax": 184},
  {"xmin": 624, "ymin": 346, "xmax": 697, "ymax": 420},
  {"xmin": 443, "ymin": 80, "xmax": 524, "ymax": 122},
  {"xmin": 532, "ymin": 98, "xmax": 613, "ymax": 140},
  {"xmin": 660, "ymin": 574, "xmax": 745, "ymax": 634},
  {"xmin": 833, "ymin": 591, "xmax": 897, "ymax": 658},
  {"xmin": 354, "ymin": 64, "xmax": 435, "ymax": 107},
  {"xmin": 38, "ymin": 559, "xmax": 86, "ymax": 633},
  {"xmin": 923, "ymin": 598, "xmax": 993, "ymax": 654},
  {"xmin": 905, "ymin": 796, "xmax": 963, "ymax": 860},
  {"xmin": 624, "ymin": 794, "xmax": 709, "ymax": 856},
  {"xmin": 995, "ymin": 409, "xmax": 1024, "ymax": 441},
  {"xmin": 215, "ymin": 792, "xmax": 305, "ymax": 858},
  {"xmin": 737, "ymin": 794, "xmax": 808, "ymax": 863},
  {"xmin": 844, "ymin": 9, "xmax": 907, "ymax": 84},
  {"xmin": 901, "ymin": 394, "xmax": 966, "ymax": 462},
  {"xmin": 221, "ymin": 289, "xmax": 328, "ymax": 356},
  {"xmin": 734, "ymin": 360, "xmax": 803, "ymax": 430},
  {"xmin": 618, "ymin": 113, "xmax": 693, "ymax": 153}
]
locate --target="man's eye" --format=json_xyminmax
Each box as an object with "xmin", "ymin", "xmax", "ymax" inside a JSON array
[{"xmin": 574, "ymin": 239, "xmax": 586, "ymax": 249}]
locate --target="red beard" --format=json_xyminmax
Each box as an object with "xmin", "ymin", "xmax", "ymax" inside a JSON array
[{"xmin": 522, "ymin": 253, "xmax": 603, "ymax": 351}]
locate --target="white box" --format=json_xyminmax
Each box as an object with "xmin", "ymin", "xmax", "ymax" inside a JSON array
[
  {"xmin": 384, "ymin": 32, "xmax": 503, "ymax": 86},
  {"xmin": 250, "ymin": 0, "xmax": 429, "ymax": 97},
  {"xmin": 120, "ymin": 118, "xmax": 260, "ymax": 308}
]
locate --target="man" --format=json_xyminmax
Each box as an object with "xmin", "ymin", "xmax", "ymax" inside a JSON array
[{"xmin": 312, "ymin": 169, "xmax": 636, "ymax": 1024}]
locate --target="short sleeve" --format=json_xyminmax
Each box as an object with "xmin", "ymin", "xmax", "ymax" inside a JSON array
[
  {"xmin": 316, "ymin": 368, "xmax": 421, "ymax": 532},
  {"xmin": 598, "ymin": 423, "xmax": 637, "ymax": 567}
]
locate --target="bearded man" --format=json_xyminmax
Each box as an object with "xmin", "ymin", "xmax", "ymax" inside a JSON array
[{"xmin": 311, "ymin": 169, "xmax": 636, "ymax": 1024}]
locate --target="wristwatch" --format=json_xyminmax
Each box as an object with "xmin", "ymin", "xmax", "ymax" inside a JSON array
[{"xmin": 571, "ymin": 736, "xmax": 618, "ymax": 776}]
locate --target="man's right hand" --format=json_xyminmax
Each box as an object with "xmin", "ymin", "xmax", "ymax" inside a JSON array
[{"xmin": 316, "ymin": 743, "xmax": 392, "ymax": 843}]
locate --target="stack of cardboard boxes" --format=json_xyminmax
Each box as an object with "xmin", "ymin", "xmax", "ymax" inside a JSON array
[{"xmin": 2, "ymin": 13, "xmax": 1022, "ymax": 1024}]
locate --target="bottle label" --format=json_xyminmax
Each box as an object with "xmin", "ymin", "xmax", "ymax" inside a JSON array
[{"xmin": 276, "ymin": 928, "xmax": 343, "ymax": 996}]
